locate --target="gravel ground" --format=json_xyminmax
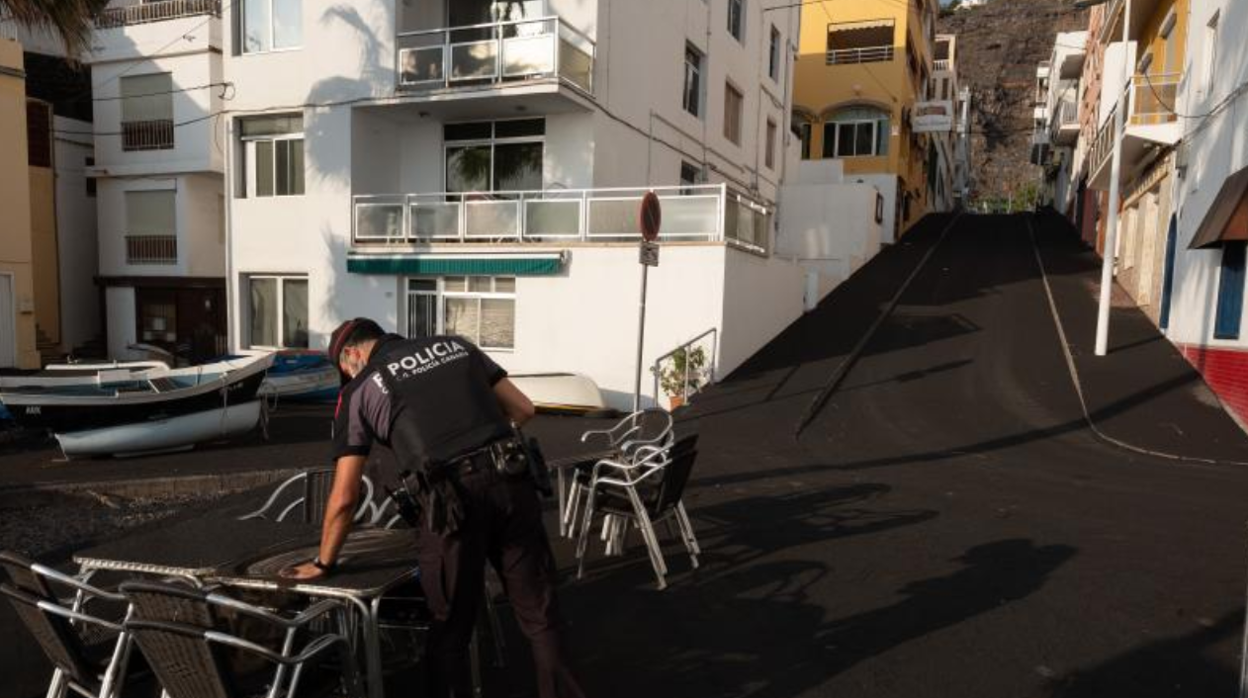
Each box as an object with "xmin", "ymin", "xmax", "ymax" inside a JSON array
[{"xmin": 0, "ymin": 491, "xmax": 229, "ymax": 562}]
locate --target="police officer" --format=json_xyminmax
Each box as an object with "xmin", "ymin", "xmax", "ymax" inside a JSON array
[{"xmin": 281, "ymin": 318, "xmax": 589, "ymax": 698}]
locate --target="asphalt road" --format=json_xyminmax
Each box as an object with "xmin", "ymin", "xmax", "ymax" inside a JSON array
[
  {"xmin": 8, "ymin": 213, "xmax": 1248, "ymax": 698},
  {"xmin": 555, "ymin": 213, "xmax": 1248, "ymax": 698}
]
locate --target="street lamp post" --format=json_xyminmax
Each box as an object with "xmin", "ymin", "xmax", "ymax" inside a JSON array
[{"xmin": 1076, "ymin": 0, "xmax": 1131, "ymax": 356}]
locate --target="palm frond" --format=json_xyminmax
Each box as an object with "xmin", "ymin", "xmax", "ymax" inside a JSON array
[{"xmin": 1, "ymin": 0, "xmax": 107, "ymax": 58}]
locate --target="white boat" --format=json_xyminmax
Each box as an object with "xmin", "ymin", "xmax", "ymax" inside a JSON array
[
  {"xmin": 257, "ymin": 350, "xmax": 339, "ymax": 403},
  {"xmin": 509, "ymin": 373, "xmax": 615, "ymax": 417},
  {"xmin": 55, "ymin": 400, "xmax": 263, "ymax": 458},
  {"xmin": 44, "ymin": 359, "xmax": 170, "ymax": 372}
]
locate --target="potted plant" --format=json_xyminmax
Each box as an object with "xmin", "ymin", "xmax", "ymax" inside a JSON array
[{"xmin": 660, "ymin": 346, "xmax": 708, "ymax": 410}]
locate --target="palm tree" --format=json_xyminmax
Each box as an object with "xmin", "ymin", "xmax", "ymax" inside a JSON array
[{"xmin": 1, "ymin": 0, "xmax": 106, "ymax": 57}]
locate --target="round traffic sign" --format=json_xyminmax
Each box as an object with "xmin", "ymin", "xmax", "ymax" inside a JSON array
[{"xmin": 639, "ymin": 191, "xmax": 662, "ymax": 242}]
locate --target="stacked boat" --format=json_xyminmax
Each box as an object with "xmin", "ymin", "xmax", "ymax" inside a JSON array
[
  {"xmin": 258, "ymin": 350, "xmax": 339, "ymax": 403},
  {"xmin": 0, "ymin": 353, "xmax": 274, "ymax": 458}
]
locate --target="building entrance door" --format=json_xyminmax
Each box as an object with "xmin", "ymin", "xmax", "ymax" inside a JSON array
[{"xmin": 0, "ymin": 274, "xmax": 14, "ymax": 367}]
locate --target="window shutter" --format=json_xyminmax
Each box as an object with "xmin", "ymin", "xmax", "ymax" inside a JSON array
[
  {"xmin": 126, "ymin": 190, "xmax": 176, "ymax": 236},
  {"xmin": 120, "ymin": 73, "xmax": 173, "ymax": 122}
]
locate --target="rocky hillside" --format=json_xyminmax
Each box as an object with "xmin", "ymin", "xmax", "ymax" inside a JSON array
[{"xmin": 939, "ymin": 0, "xmax": 1089, "ymax": 204}]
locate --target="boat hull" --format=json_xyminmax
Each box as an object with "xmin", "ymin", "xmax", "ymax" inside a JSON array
[
  {"xmin": 510, "ymin": 373, "xmax": 613, "ymax": 416},
  {"xmin": 56, "ymin": 400, "xmax": 263, "ymax": 458}
]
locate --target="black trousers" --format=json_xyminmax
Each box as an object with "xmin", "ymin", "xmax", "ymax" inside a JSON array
[{"xmin": 415, "ymin": 462, "xmax": 588, "ymax": 698}]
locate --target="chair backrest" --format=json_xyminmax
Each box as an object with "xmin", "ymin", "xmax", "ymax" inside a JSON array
[
  {"xmin": 0, "ymin": 583, "xmax": 98, "ymax": 688},
  {"xmin": 652, "ymin": 448, "xmax": 698, "ymax": 516},
  {"xmin": 121, "ymin": 582, "xmax": 236, "ymax": 698},
  {"xmin": 239, "ymin": 470, "xmax": 375, "ymax": 523},
  {"xmin": 0, "ymin": 551, "xmax": 117, "ymax": 690}
]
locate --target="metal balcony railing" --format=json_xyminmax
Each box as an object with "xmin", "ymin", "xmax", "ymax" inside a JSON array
[
  {"xmin": 121, "ymin": 119, "xmax": 175, "ymax": 151},
  {"xmin": 934, "ymin": 58, "xmax": 951, "ymax": 71},
  {"xmin": 825, "ymin": 45, "xmax": 894, "ymax": 65},
  {"xmin": 126, "ymin": 235, "xmax": 177, "ymax": 264},
  {"xmin": 353, "ymin": 184, "xmax": 771, "ymax": 255},
  {"xmin": 396, "ymin": 16, "xmax": 594, "ymax": 94},
  {"xmin": 95, "ymin": 0, "xmax": 221, "ymax": 29}
]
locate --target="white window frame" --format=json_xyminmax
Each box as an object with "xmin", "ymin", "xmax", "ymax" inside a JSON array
[
  {"xmin": 724, "ymin": 80, "xmax": 744, "ymax": 145},
  {"xmin": 727, "ymin": 0, "xmax": 745, "ymax": 43},
  {"xmin": 240, "ymin": 0, "xmax": 302, "ymax": 54},
  {"xmin": 240, "ymin": 125, "xmax": 304, "ymax": 198},
  {"xmin": 683, "ymin": 42, "xmax": 704, "ymax": 118},
  {"xmin": 443, "ymin": 119, "xmax": 545, "ymax": 193},
  {"xmin": 827, "ymin": 118, "xmax": 885, "ymax": 158},
  {"xmin": 246, "ymin": 274, "xmax": 309, "ymax": 350},
  {"xmin": 768, "ymin": 25, "xmax": 781, "ymax": 81},
  {"xmin": 1202, "ymin": 11, "xmax": 1220, "ymax": 98},
  {"xmin": 404, "ymin": 276, "xmax": 517, "ymax": 351}
]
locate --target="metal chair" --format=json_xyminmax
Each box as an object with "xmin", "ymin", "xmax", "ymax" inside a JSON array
[
  {"xmin": 575, "ymin": 437, "xmax": 701, "ymax": 590},
  {"xmin": 120, "ymin": 580, "xmax": 363, "ymax": 698},
  {"xmin": 0, "ymin": 551, "xmax": 137, "ymax": 698},
  {"xmin": 563, "ymin": 410, "xmax": 675, "ymax": 537},
  {"xmin": 238, "ymin": 469, "xmax": 376, "ymax": 524}
]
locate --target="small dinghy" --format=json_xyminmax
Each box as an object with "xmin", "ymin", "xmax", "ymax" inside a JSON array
[
  {"xmin": 258, "ymin": 350, "xmax": 339, "ymax": 403},
  {"xmin": 509, "ymin": 373, "xmax": 615, "ymax": 417},
  {"xmin": 0, "ymin": 353, "xmax": 273, "ymax": 457}
]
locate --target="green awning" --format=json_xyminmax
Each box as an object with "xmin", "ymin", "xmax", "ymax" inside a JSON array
[{"xmin": 347, "ymin": 254, "xmax": 564, "ymax": 276}]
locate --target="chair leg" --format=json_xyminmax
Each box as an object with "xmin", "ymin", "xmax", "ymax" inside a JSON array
[
  {"xmin": 563, "ymin": 482, "xmax": 581, "ymax": 536},
  {"xmin": 675, "ymin": 502, "xmax": 701, "ymax": 568},
  {"xmin": 575, "ymin": 494, "xmax": 597, "ymax": 579},
  {"xmin": 626, "ymin": 490, "xmax": 667, "ymax": 589},
  {"xmin": 44, "ymin": 668, "xmax": 66, "ymax": 698}
]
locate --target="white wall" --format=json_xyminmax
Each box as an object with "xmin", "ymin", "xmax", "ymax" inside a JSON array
[
  {"xmin": 184, "ymin": 173, "xmax": 225, "ymax": 277},
  {"xmin": 1167, "ymin": 0, "xmax": 1247, "ymax": 347},
  {"xmin": 104, "ymin": 285, "xmax": 137, "ymax": 358},
  {"xmin": 843, "ymin": 173, "xmax": 899, "ymax": 244},
  {"xmin": 719, "ymin": 248, "xmax": 810, "ymax": 377},
  {"xmin": 53, "ymin": 117, "xmax": 100, "ymax": 350},
  {"xmin": 1100, "ymin": 41, "xmax": 1137, "ymax": 129}
]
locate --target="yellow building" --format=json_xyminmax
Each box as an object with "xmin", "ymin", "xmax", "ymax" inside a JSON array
[
  {"xmin": 0, "ymin": 39, "xmax": 39, "ymax": 369},
  {"xmin": 792, "ymin": 0, "xmax": 939, "ymax": 238}
]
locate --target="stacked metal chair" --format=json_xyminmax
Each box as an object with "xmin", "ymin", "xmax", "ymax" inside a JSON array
[
  {"xmin": 573, "ymin": 431, "xmax": 701, "ymax": 590},
  {"xmin": 120, "ymin": 580, "xmax": 363, "ymax": 698},
  {"xmin": 238, "ymin": 468, "xmax": 376, "ymax": 524},
  {"xmin": 562, "ymin": 409, "xmax": 675, "ymax": 538},
  {"xmin": 0, "ymin": 551, "xmax": 138, "ymax": 698}
]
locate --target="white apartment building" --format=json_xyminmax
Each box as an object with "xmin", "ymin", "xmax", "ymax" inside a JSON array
[
  {"xmin": 221, "ymin": 0, "xmax": 830, "ymax": 408},
  {"xmin": 87, "ymin": 0, "xmax": 228, "ymax": 362},
  {"xmin": 1035, "ymin": 30, "xmax": 1087, "ymax": 215},
  {"xmin": 926, "ymin": 32, "xmax": 959, "ymax": 212}
]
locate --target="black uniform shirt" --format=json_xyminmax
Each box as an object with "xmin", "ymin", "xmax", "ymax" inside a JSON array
[{"xmin": 332, "ymin": 334, "xmax": 511, "ymax": 465}]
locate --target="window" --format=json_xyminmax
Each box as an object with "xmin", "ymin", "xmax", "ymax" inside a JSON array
[
  {"xmin": 137, "ymin": 290, "xmax": 177, "ymax": 348},
  {"xmin": 765, "ymin": 118, "xmax": 777, "ymax": 169},
  {"xmin": 1215, "ymin": 242, "xmax": 1245, "ymax": 340},
  {"xmin": 1161, "ymin": 9, "xmax": 1178, "ymax": 75},
  {"xmin": 406, "ymin": 277, "xmax": 516, "ymax": 350},
  {"xmin": 1203, "ymin": 11, "xmax": 1220, "ymax": 96},
  {"xmin": 444, "ymin": 119, "xmax": 544, "ymax": 193},
  {"xmin": 822, "ymin": 107, "xmax": 889, "ymax": 158},
  {"xmin": 125, "ymin": 189, "xmax": 177, "ymax": 264},
  {"xmin": 680, "ymin": 161, "xmax": 701, "ymax": 189},
  {"xmin": 728, "ymin": 0, "xmax": 744, "ymax": 42},
  {"xmin": 683, "ymin": 43, "xmax": 704, "ymax": 117},
  {"xmin": 769, "ymin": 25, "xmax": 781, "ymax": 81},
  {"xmin": 724, "ymin": 82, "xmax": 744, "ymax": 145},
  {"xmin": 241, "ymin": 0, "xmax": 302, "ymax": 53},
  {"xmin": 120, "ymin": 73, "xmax": 173, "ymax": 151},
  {"xmin": 248, "ymin": 275, "xmax": 308, "ymax": 348},
  {"xmin": 792, "ymin": 114, "xmax": 812, "ymax": 159},
  {"xmin": 239, "ymin": 114, "xmax": 304, "ymax": 197},
  {"xmin": 85, "ymin": 157, "xmax": 96, "ymax": 197}
]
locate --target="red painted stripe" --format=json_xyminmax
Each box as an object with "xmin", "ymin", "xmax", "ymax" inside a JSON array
[{"xmin": 1177, "ymin": 344, "xmax": 1248, "ymax": 424}]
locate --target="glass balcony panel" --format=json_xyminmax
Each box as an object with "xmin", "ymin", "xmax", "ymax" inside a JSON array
[
  {"xmin": 465, "ymin": 200, "xmax": 520, "ymax": 239},
  {"xmin": 503, "ymin": 33, "xmax": 555, "ymax": 77},
  {"xmin": 356, "ymin": 203, "xmax": 405, "ymax": 240},
  {"xmin": 411, "ymin": 202, "xmax": 461, "ymax": 240},
  {"xmin": 587, "ymin": 197, "xmax": 642, "ymax": 239},
  {"xmin": 450, "ymin": 41, "xmax": 499, "ymax": 81},
  {"xmin": 660, "ymin": 196, "xmax": 720, "ymax": 239},
  {"xmin": 559, "ymin": 38, "xmax": 593, "ymax": 92},
  {"xmin": 399, "ymin": 46, "xmax": 446, "ymax": 86},
  {"xmin": 525, "ymin": 200, "xmax": 581, "ymax": 239}
]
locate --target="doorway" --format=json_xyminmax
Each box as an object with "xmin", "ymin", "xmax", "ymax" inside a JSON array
[{"xmin": 0, "ymin": 273, "xmax": 14, "ymax": 367}]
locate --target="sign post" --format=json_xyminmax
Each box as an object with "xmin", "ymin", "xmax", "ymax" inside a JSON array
[{"xmin": 634, "ymin": 191, "xmax": 661, "ymax": 412}]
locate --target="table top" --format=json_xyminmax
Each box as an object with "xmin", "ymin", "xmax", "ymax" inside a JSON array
[
  {"xmin": 213, "ymin": 527, "xmax": 419, "ymax": 599},
  {"xmin": 72, "ymin": 489, "xmax": 316, "ymax": 577},
  {"xmin": 547, "ymin": 447, "xmax": 620, "ymax": 470}
]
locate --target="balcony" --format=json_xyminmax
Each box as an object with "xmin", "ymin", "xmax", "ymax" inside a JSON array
[
  {"xmin": 933, "ymin": 58, "xmax": 952, "ymax": 72},
  {"xmin": 1087, "ymin": 73, "xmax": 1181, "ymax": 189},
  {"xmin": 395, "ymin": 17, "xmax": 594, "ymax": 98},
  {"xmin": 121, "ymin": 119, "xmax": 175, "ymax": 151},
  {"xmin": 1049, "ymin": 99, "xmax": 1079, "ymax": 145},
  {"xmin": 126, "ymin": 235, "xmax": 177, "ymax": 265},
  {"xmin": 352, "ymin": 185, "xmax": 771, "ymax": 255},
  {"xmin": 826, "ymin": 45, "xmax": 895, "ymax": 65},
  {"xmin": 94, "ymin": 0, "xmax": 220, "ymax": 29}
]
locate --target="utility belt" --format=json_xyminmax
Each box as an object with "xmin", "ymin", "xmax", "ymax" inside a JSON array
[{"xmin": 385, "ymin": 432, "xmax": 552, "ymax": 536}]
